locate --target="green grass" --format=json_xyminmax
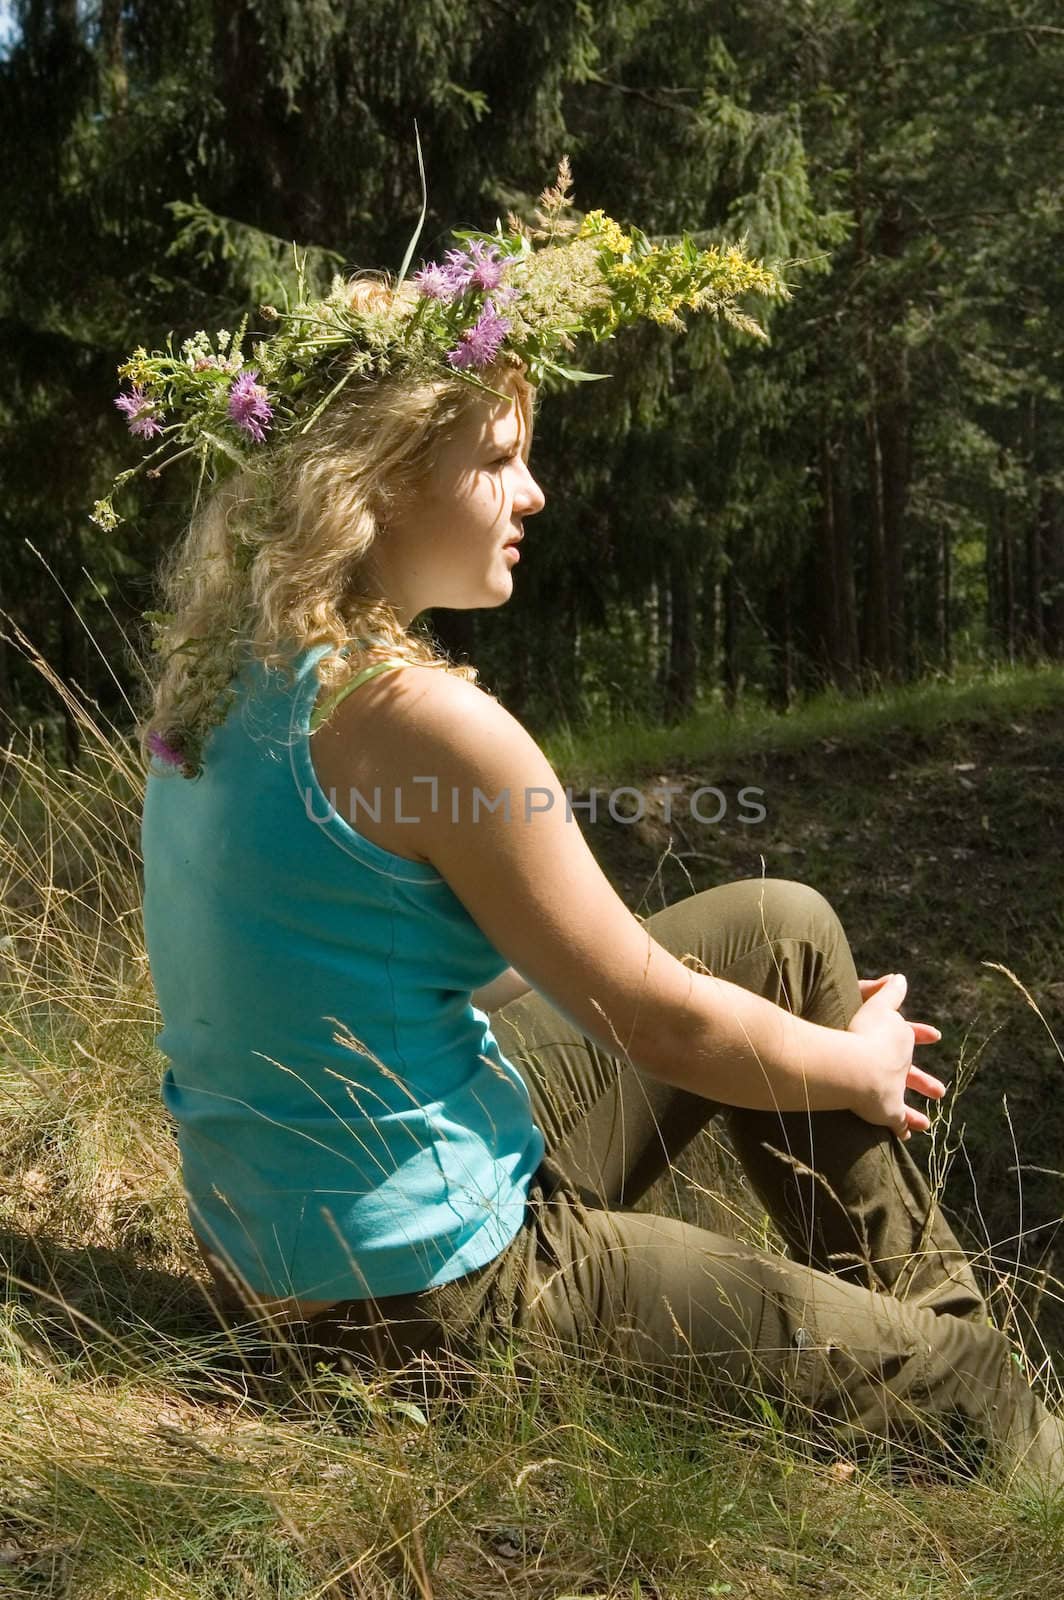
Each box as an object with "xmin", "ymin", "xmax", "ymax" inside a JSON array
[
  {"xmin": 1, "ymin": 655, "xmax": 1063, "ymax": 1597},
  {"xmin": 542, "ymin": 658, "xmax": 1064, "ymax": 786}
]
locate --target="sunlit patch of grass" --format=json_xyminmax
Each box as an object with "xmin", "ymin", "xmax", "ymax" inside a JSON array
[
  {"xmin": 543, "ymin": 658, "xmax": 1064, "ymax": 787},
  {"xmin": 0, "ymin": 718, "xmax": 185, "ymax": 1278},
  {"xmin": 1, "ymin": 1299, "xmax": 1062, "ymax": 1598}
]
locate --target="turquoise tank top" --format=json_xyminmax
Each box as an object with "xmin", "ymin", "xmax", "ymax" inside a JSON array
[{"xmin": 141, "ymin": 642, "xmax": 546, "ymax": 1301}]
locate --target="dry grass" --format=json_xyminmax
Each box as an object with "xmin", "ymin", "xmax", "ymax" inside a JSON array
[{"xmin": 1, "ymin": 631, "xmax": 1063, "ymax": 1597}]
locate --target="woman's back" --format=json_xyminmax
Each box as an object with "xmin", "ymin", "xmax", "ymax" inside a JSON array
[{"xmin": 141, "ymin": 642, "xmax": 544, "ymax": 1304}]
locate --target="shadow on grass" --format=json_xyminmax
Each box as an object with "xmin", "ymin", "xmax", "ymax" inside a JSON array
[{"xmin": 0, "ymin": 1225, "xmax": 314, "ymax": 1407}]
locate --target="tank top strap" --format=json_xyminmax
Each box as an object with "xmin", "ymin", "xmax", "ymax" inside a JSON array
[{"xmin": 309, "ymin": 657, "xmax": 407, "ymax": 735}]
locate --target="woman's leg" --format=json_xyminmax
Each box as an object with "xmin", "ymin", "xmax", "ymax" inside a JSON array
[
  {"xmin": 490, "ymin": 877, "xmax": 986, "ymax": 1323},
  {"xmin": 500, "ymin": 1192, "xmax": 1063, "ymax": 1489},
  {"xmin": 486, "ymin": 877, "xmax": 1061, "ymax": 1487}
]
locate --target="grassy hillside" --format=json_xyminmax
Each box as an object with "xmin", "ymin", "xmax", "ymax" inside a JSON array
[
  {"xmin": 0, "ymin": 660, "xmax": 1061, "ymax": 1598},
  {"xmin": 549, "ymin": 663, "xmax": 1064, "ymax": 1367}
]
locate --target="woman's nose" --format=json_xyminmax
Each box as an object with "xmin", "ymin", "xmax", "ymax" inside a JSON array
[{"xmin": 518, "ymin": 467, "xmax": 546, "ymax": 516}]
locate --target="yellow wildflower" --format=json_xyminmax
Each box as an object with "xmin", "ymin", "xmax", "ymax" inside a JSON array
[{"xmin": 578, "ymin": 209, "xmax": 633, "ymax": 256}]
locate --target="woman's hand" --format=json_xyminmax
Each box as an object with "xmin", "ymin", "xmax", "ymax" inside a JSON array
[{"xmin": 846, "ymin": 972, "xmax": 946, "ymax": 1140}]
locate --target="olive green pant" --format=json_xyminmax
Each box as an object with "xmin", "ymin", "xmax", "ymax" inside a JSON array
[{"xmin": 285, "ymin": 878, "xmax": 1062, "ymax": 1484}]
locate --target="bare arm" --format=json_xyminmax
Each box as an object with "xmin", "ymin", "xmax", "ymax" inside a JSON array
[
  {"xmin": 333, "ymin": 670, "xmax": 942, "ymax": 1133},
  {"xmin": 471, "ymin": 966, "xmax": 533, "ymax": 1013}
]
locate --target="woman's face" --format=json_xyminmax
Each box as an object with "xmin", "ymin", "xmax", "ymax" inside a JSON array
[{"xmin": 369, "ymin": 381, "xmax": 546, "ymax": 625}]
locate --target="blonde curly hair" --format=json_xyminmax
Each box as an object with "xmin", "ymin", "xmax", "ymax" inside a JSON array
[{"xmin": 139, "ymin": 274, "xmax": 537, "ymax": 774}]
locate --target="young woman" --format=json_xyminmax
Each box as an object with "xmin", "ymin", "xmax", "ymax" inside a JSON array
[{"xmin": 135, "ymin": 262, "xmax": 1063, "ymax": 1493}]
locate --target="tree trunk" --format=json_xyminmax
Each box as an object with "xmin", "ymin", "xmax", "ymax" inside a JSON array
[
  {"xmin": 1038, "ymin": 480, "xmax": 1064, "ymax": 659},
  {"xmin": 863, "ymin": 397, "xmax": 892, "ymax": 680},
  {"xmin": 816, "ymin": 417, "xmax": 859, "ymax": 688},
  {"xmin": 98, "ymin": 0, "xmax": 128, "ymax": 109},
  {"xmin": 698, "ymin": 547, "xmax": 721, "ymax": 698},
  {"xmin": 938, "ymin": 522, "xmax": 953, "ymax": 674},
  {"xmin": 1024, "ymin": 395, "xmax": 1044, "ymax": 659},
  {"xmin": 985, "ymin": 504, "xmax": 999, "ymax": 656},
  {"xmin": 1026, "ymin": 504, "xmax": 1044, "ymax": 659},
  {"xmin": 877, "ymin": 190, "xmax": 910, "ymax": 680},
  {"xmin": 663, "ymin": 546, "xmax": 697, "ymax": 723},
  {"xmin": 645, "ymin": 579, "xmax": 660, "ymax": 683},
  {"xmin": 765, "ymin": 562, "xmax": 795, "ymax": 712},
  {"xmin": 815, "ymin": 410, "xmax": 840, "ymax": 684},
  {"xmin": 879, "ymin": 350, "xmax": 910, "ymax": 678},
  {"xmin": 999, "ymin": 492, "xmax": 1015, "ymax": 664},
  {"xmin": 722, "ymin": 533, "xmax": 740, "ymax": 712},
  {"xmin": 835, "ymin": 432, "xmax": 860, "ymax": 683},
  {"xmin": 852, "ymin": 114, "xmax": 888, "ymax": 686},
  {"xmin": 655, "ymin": 573, "xmax": 672, "ymax": 713}
]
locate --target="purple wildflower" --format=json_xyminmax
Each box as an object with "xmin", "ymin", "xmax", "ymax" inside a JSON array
[
  {"xmin": 445, "ymin": 303, "xmax": 512, "ymax": 370},
  {"xmin": 439, "ymin": 249, "xmax": 475, "ymax": 296},
  {"xmin": 227, "ymin": 369, "xmax": 273, "ymax": 444},
  {"xmin": 466, "ymin": 239, "xmax": 507, "ymax": 291},
  {"xmin": 114, "ymin": 384, "xmax": 163, "ymax": 440},
  {"xmin": 148, "ymin": 730, "xmax": 184, "ymax": 767},
  {"xmin": 413, "ymin": 242, "xmax": 509, "ymax": 305},
  {"xmin": 412, "ymin": 262, "xmax": 453, "ymax": 300},
  {"xmin": 439, "ymin": 239, "xmax": 507, "ymax": 298}
]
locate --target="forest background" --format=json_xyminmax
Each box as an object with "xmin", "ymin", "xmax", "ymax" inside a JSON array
[
  {"xmin": 1, "ymin": 8, "xmax": 1064, "ymax": 1590},
  {"xmin": 2, "ymin": 0, "xmax": 1062, "ymax": 753}
]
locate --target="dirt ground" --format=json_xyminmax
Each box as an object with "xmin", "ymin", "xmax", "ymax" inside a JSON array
[{"xmin": 579, "ymin": 701, "xmax": 1064, "ymax": 1358}]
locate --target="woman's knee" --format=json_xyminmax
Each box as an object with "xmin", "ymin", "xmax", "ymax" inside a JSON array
[
  {"xmin": 723, "ymin": 877, "xmax": 846, "ymax": 951},
  {"xmin": 645, "ymin": 880, "xmax": 854, "ymax": 1013}
]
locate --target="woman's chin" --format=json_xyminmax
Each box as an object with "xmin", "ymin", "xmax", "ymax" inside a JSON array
[
  {"xmin": 480, "ymin": 572, "xmax": 515, "ymax": 607},
  {"xmin": 432, "ymin": 574, "xmax": 514, "ymax": 611}
]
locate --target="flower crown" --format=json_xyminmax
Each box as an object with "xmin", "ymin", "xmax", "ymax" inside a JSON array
[
  {"xmin": 93, "ymin": 157, "xmax": 783, "ymax": 538},
  {"xmin": 109, "ymin": 157, "xmax": 785, "ymax": 778}
]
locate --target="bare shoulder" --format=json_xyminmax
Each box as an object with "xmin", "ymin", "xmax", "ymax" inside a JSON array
[
  {"xmin": 360, "ymin": 659, "xmax": 503, "ymax": 715},
  {"xmin": 377, "ymin": 663, "xmax": 559, "ymax": 799},
  {"xmin": 380, "ymin": 663, "xmax": 530, "ymax": 751},
  {"xmin": 316, "ymin": 656, "xmax": 698, "ymax": 1080},
  {"xmin": 309, "ymin": 662, "xmax": 534, "ymax": 863},
  {"xmin": 319, "ymin": 659, "xmax": 535, "ymax": 778}
]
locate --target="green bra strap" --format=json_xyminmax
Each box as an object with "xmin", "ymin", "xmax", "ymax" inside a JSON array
[{"xmin": 309, "ymin": 658, "xmax": 407, "ymax": 734}]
